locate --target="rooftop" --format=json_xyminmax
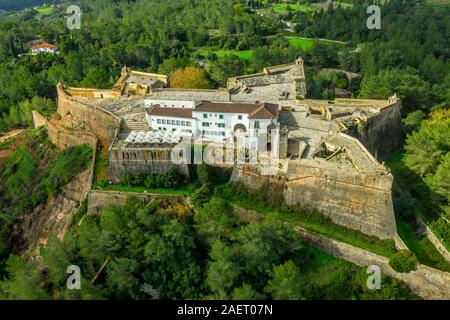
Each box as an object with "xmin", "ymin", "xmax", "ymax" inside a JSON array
[
  {"xmin": 146, "ymin": 106, "xmax": 193, "ymax": 119},
  {"xmin": 194, "ymin": 102, "xmax": 279, "ymax": 119}
]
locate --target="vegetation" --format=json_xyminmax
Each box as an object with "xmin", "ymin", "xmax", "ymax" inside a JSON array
[
  {"xmin": 0, "ymin": 129, "xmax": 93, "ymax": 273},
  {"xmin": 0, "ymin": 197, "xmax": 417, "ymax": 300},
  {"xmin": 389, "ymin": 250, "xmax": 419, "ymax": 273},
  {"xmin": 216, "ymin": 182, "xmax": 397, "ymax": 257}
]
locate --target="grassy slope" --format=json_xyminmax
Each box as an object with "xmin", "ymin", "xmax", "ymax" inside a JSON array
[{"xmin": 385, "ymin": 150, "xmax": 450, "ymax": 272}]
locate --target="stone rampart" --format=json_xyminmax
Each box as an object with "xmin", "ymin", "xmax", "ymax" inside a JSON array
[
  {"xmin": 108, "ymin": 147, "xmax": 190, "ymax": 182},
  {"xmin": 231, "ymin": 161, "xmax": 397, "ymax": 240},
  {"xmin": 348, "ymin": 99, "xmax": 403, "ymax": 159},
  {"xmin": 57, "ymin": 84, "xmax": 122, "ymax": 148}
]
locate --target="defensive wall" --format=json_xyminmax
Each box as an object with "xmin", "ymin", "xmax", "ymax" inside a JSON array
[
  {"xmin": 337, "ymin": 97, "xmax": 403, "ymax": 159},
  {"xmin": 56, "ymin": 84, "xmax": 122, "ymax": 149},
  {"xmin": 108, "ymin": 145, "xmax": 190, "ymax": 182},
  {"xmin": 231, "ymin": 159, "xmax": 397, "ymax": 240}
]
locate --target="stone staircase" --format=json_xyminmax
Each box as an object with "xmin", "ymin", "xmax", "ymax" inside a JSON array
[{"xmin": 120, "ymin": 111, "xmax": 151, "ymax": 136}]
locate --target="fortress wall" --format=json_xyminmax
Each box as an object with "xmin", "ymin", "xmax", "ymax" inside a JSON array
[
  {"xmin": 349, "ymin": 101, "xmax": 403, "ymax": 159},
  {"xmin": 32, "ymin": 111, "xmax": 97, "ymax": 150},
  {"xmin": 32, "ymin": 111, "xmax": 97, "ymax": 202},
  {"xmin": 295, "ymin": 226, "xmax": 450, "ymax": 300},
  {"xmin": 231, "ymin": 163, "xmax": 397, "ymax": 239},
  {"xmin": 87, "ymin": 190, "xmax": 189, "ymax": 215},
  {"xmin": 57, "ymin": 85, "xmax": 121, "ymax": 148},
  {"xmin": 285, "ymin": 163, "xmax": 396, "ymax": 239},
  {"xmin": 108, "ymin": 147, "xmax": 190, "ymax": 182},
  {"xmin": 65, "ymin": 87, "xmax": 121, "ymax": 99}
]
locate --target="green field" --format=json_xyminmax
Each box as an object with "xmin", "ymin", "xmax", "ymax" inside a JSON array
[
  {"xmin": 288, "ymin": 37, "xmax": 315, "ymax": 50},
  {"xmin": 98, "ymin": 184, "xmax": 194, "ymax": 196},
  {"xmin": 35, "ymin": 7, "xmax": 54, "ymax": 19},
  {"xmin": 425, "ymin": 0, "xmax": 450, "ymax": 6},
  {"xmin": 272, "ymin": 3, "xmax": 314, "ymax": 13},
  {"xmin": 195, "ymin": 49, "xmax": 254, "ymax": 60}
]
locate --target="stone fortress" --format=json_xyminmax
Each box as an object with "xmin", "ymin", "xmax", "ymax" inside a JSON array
[{"xmin": 48, "ymin": 58, "xmax": 404, "ymax": 240}]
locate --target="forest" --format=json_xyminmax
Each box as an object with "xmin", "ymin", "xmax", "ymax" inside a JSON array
[{"xmin": 0, "ymin": 0, "xmax": 448, "ymax": 300}]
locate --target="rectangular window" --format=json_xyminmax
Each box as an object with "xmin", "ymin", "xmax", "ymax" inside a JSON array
[
  {"xmin": 238, "ymin": 115, "xmax": 243, "ymax": 120},
  {"xmin": 176, "ymin": 120, "xmax": 180, "ymax": 125},
  {"xmin": 203, "ymin": 114, "xmax": 208, "ymax": 119},
  {"xmin": 218, "ymin": 123, "xmax": 225, "ymax": 128},
  {"xmin": 181, "ymin": 121, "xmax": 185, "ymax": 126},
  {"xmin": 202, "ymin": 122, "xmax": 209, "ymax": 127},
  {"xmin": 219, "ymin": 114, "xmax": 224, "ymax": 119},
  {"xmin": 162, "ymin": 119, "xmax": 166, "ymax": 124},
  {"xmin": 187, "ymin": 121, "xmax": 191, "ymax": 126},
  {"xmin": 172, "ymin": 120, "xmax": 176, "ymax": 125},
  {"xmin": 157, "ymin": 119, "xmax": 161, "ymax": 124},
  {"xmin": 254, "ymin": 121, "xmax": 260, "ymax": 129}
]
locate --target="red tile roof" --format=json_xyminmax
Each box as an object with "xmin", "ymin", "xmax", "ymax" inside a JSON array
[
  {"xmin": 32, "ymin": 43, "xmax": 57, "ymax": 50},
  {"xmin": 195, "ymin": 102, "xmax": 279, "ymax": 119}
]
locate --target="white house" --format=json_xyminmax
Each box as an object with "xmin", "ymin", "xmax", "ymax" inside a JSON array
[
  {"xmin": 31, "ymin": 42, "xmax": 59, "ymax": 55},
  {"xmin": 145, "ymin": 101, "xmax": 280, "ymax": 142}
]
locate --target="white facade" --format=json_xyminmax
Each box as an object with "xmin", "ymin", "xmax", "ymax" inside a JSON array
[
  {"xmin": 146, "ymin": 101, "xmax": 279, "ymax": 142},
  {"xmin": 31, "ymin": 46, "xmax": 58, "ymax": 55},
  {"xmin": 146, "ymin": 114, "xmax": 194, "ymax": 136}
]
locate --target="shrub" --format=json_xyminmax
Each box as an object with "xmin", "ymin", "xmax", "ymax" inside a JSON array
[
  {"xmin": 389, "ymin": 250, "xmax": 418, "ymax": 273},
  {"xmin": 157, "ymin": 169, "xmax": 182, "ymax": 188},
  {"xmin": 192, "ymin": 184, "xmax": 212, "ymax": 206}
]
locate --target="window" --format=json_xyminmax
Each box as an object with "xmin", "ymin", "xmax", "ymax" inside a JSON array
[
  {"xmin": 202, "ymin": 122, "xmax": 210, "ymax": 127},
  {"xmin": 187, "ymin": 121, "xmax": 191, "ymax": 126},
  {"xmin": 219, "ymin": 114, "xmax": 224, "ymax": 119},
  {"xmin": 157, "ymin": 119, "xmax": 161, "ymax": 124},
  {"xmin": 176, "ymin": 120, "xmax": 180, "ymax": 125},
  {"xmin": 254, "ymin": 121, "xmax": 260, "ymax": 129},
  {"xmin": 172, "ymin": 128, "xmax": 176, "ymax": 132},
  {"xmin": 172, "ymin": 120, "xmax": 176, "ymax": 125},
  {"xmin": 218, "ymin": 123, "xmax": 225, "ymax": 128},
  {"xmin": 203, "ymin": 114, "xmax": 208, "ymax": 119},
  {"xmin": 238, "ymin": 115, "xmax": 243, "ymax": 120},
  {"xmin": 162, "ymin": 119, "xmax": 166, "ymax": 124},
  {"xmin": 163, "ymin": 128, "xmax": 167, "ymax": 131},
  {"xmin": 181, "ymin": 121, "xmax": 185, "ymax": 126}
]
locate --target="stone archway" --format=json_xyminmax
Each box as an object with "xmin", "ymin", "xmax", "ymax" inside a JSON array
[{"xmin": 233, "ymin": 123, "xmax": 246, "ymax": 134}]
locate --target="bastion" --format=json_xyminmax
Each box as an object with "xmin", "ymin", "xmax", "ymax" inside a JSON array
[{"xmin": 50, "ymin": 59, "xmax": 403, "ymax": 240}]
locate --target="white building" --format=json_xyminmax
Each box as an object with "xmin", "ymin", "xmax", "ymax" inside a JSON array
[
  {"xmin": 145, "ymin": 101, "xmax": 280, "ymax": 142},
  {"xmin": 31, "ymin": 42, "xmax": 59, "ymax": 55}
]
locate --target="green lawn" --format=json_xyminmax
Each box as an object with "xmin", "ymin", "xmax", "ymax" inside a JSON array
[
  {"xmin": 396, "ymin": 218, "xmax": 450, "ymax": 272},
  {"xmin": 195, "ymin": 49, "xmax": 254, "ymax": 60},
  {"xmin": 288, "ymin": 37, "xmax": 315, "ymax": 50},
  {"xmin": 272, "ymin": 3, "xmax": 313, "ymax": 13},
  {"xmin": 35, "ymin": 7, "xmax": 54, "ymax": 19},
  {"xmin": 98, "ymin": 184, "xmax": 194, "ymax": 196}
]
